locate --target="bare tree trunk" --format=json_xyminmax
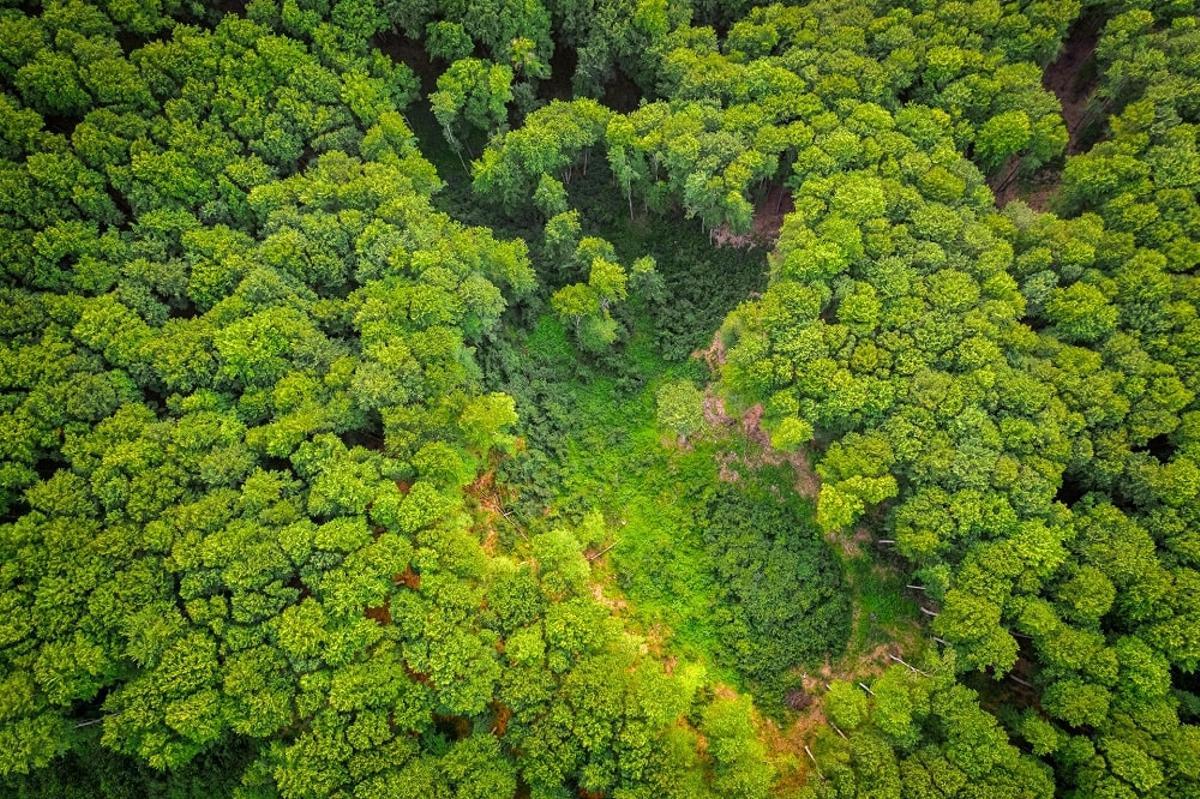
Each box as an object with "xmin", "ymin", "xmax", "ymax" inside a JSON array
[{"xmin": 587, "ymin": 540, "xmax": 620, "ymax": 561}]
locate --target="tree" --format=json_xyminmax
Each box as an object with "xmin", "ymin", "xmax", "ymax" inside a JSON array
[
  {"xmin": 430, "ymin": 58, "xmax": 514, "ymax": 152},
  {"xmin": 825, "ymin": 680, "xmax": 868, "ymax": 731},
  {"xmin": 533, "ymin": 173, "xmax": 568, "ymax": 218},
  {"xmin": 425, "ymin": 20, "xmax": 474, "ymax": 62},
  {"xmin": 700, "ymin": 695, "xmax": 774, "ymax": 799}
]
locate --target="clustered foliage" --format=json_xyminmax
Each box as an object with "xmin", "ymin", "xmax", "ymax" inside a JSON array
[
  {"xmin": 703, "ymin": 483, "xmax": 850, "ymax": 700},
  {"xmin": 466, "ymin": 0, "xmax": 1200, "ymax": 797},
  {"xmin": 0, "ymin": 2, "xmax": 769, "ymax": 798},
  {"xmin": 3, "ymin": 0, "xmax": 1200, "ymax": 797}
]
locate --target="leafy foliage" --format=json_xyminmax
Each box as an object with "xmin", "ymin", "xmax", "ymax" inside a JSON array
[
  {"xmin": 3, "ymin": 0, "xmax": 1200, "ymax": 797},
  {"xmin": 704, "ymin": 482, "xmax": 850, "ymax": 702}
]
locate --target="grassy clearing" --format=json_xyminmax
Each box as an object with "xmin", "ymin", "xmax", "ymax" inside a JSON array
[{"xmin": 407, "ymin": 92, "xmax": 921, "ymax": 749}]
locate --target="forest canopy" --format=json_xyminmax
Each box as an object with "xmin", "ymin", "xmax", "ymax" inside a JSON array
[{"xmin": 1, "ymin": 0, "xmax": 1199, "ymax": 798}]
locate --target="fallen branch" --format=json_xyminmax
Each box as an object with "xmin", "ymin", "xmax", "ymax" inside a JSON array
[
  {"xmin": 888, "ymin": 654, "xmax": 929, "ymax": 676},
  {"xmin": 498, "ymin": 509, "xmax": 529, "ymax": 540},
  {"xmin": 804, "ymin": 745, "xmax": 823, "ymax": 779},
  {"xmin": 587, "ymin": 540, "xmax": 620, "ymax": 561},
  {"xmin": 74, "ymin": 716, "xmax": 108, "ymax": 729}
]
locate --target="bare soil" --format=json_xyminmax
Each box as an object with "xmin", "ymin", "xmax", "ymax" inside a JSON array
[
  {"xmin": 696, "ymin": 328, "xmax": 729, "ymax": 372},
  {"xmin": 705, "ymin": 397, "xmax": 823, "ymax": 501},
  {"xmin": 1045, "ymin": 14, "xmax": 1104, "ymax": 155},
  {"xmin": 711, "ymin": 184, "xmax": 794, "ymax": 249},
  {"xmin": 757, "ymin": 642, "xmax": 916, "ymax": 789}
]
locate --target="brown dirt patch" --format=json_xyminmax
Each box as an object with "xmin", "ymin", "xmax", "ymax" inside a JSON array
[
  {"xmin": 758, "ymin": 642, "xmax": 916, "ymax": 788},
  {"xmin": 1045, "ymin": 14, "xmax": 1103, "ymax": 155},
  {"xmin": 465, "ymin": 467, "xmax": 515, "ymax": 552},
  {"xmin": 711, "ymin": 184, "xmax": 794, "ymax": 250},
  {"xmin": 491, "ymin": 702, "xmax": 512, "ymax": 736},
  {"xmin": 709, "ymin": 401, "xmax": 823, "ymax": 499},
  {"xmin": 365, "ymin": 603, "xmax": 392, "ymax": 625},
  {"xmin": 394, "ymin": 566, "xmax": 421, "ymax": 590},
  {"xmin": 590, "ymin": 582, "xmax": 628, "ymax": 614},
  {"xmin": 827, "ymin": 524, "xmax": 872, "ymax": 558},
  {"xmin": 703, "ymin": 392, "xmax": 735, "ymax": 429},
  {"xmin": 694, "ymin": 328, "xmax": 729, "ymax": 371}
]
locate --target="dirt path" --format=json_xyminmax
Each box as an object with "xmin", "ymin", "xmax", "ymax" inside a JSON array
[{"xmin": 1045, "ymin": 14, "xmax": 1104, "ymax": 156}]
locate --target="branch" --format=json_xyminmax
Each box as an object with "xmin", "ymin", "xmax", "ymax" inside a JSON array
[
  {"xmin": 74, "ymin": 716, "xmax": 110, "ymax": 729},
  {"xmin": 498, "ymin": 510, "xmax": 528, "ymax": 540},
  {"xmin": 804, "ymin": 745, "xmax": 823, "ymax": 779},
  {"xmin": 888, "ymin": 653, "xmax": 929, "ymax": 676},
  {"xmin": 587, "ymin": 539, "xmax": 620, "ymax": 561}
]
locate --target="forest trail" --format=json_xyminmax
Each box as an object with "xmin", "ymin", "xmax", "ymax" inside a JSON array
[{"xmin": 1046, "ymin": 13, "xmax": 1104, "ymax": 155}]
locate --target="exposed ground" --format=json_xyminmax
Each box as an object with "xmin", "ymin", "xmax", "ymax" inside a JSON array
[
  {"xmin": 712, "ymin": 184, "xmax": 795, "ymax": 249},
  {"xmin": 759, "ymin": 641, "xmax": 921, "ymax": 788},
  {"xmin": 398, "ymin": 61, "xmax": 921, "ymax": 790}
]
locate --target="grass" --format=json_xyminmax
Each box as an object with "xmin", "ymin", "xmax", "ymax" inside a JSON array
[
  {"xmin": 500, "ymin": 311, "xmax": 735, "ymax": 674},
  {"xmin": 841, "ymin": 555, "xmax": 923, "ymax": 656}
]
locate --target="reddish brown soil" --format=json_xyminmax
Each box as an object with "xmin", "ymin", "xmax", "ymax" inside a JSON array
[
  {"xmin": 365, "ymin": 603, "xmax": 392, "ymax": 625},
  {"xmin": 696, "ymin": 329, "xmax": 729, "ymax": 372},
  {"xmin": 491, "ymin": 702, "xmax": 512, "ymax": 736},
  {"xmin": 758, "ymin": 642, "xmax": 914, "ymax": 790},
  {"xmin": 711, "ymin": 184, "xmax": 794, "ymax": 249},
  {"xmin": 1046, "ymin": 15, "xmax": 1104, "ymax": 155},
  {"xmin": 706, "ymin": 397, "xmax": 822, "ymax": 499},
  {"xmin": 394, "ymin": 566, "xmax": 421, "ymax": 590}
]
